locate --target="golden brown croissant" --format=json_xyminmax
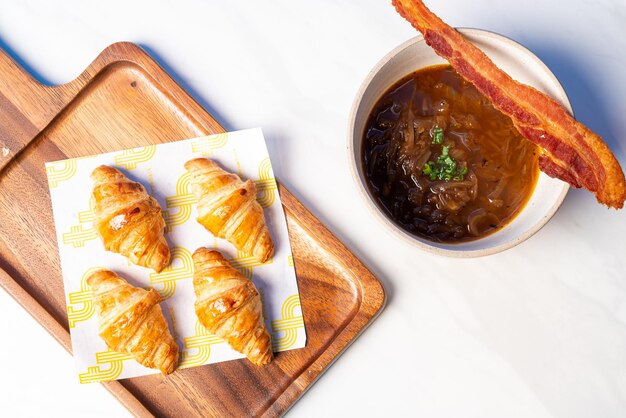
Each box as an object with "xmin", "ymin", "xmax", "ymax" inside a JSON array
[
  {"xmin": 185, "ymin": 158, "xmax": 274, "ymax": 264},
  {"xmin": 91, "ymin": 165, "xmax": 170, "ymax": 272},
  {"xmin": 87, "ymin": 269, "xmax": 179, "ymax": 374},
  {"xmin": 192, "ymin": 247, "xmax": 273, "ymax": 366}
]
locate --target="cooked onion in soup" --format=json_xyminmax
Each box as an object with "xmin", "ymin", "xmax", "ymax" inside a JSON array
[{"xmin": 362, "ymin": 65, "xmax": 539, "ymax": 242}]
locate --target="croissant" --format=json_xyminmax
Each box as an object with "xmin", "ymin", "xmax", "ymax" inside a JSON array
[
  {"xmin": 192, "ymin": 247, "xmax": 273, "ymax": 365},
  {"xmin": 87, "ymin": 269, "xmax": 179, "ymax": 374},
  {"xmin": 185, "ymin": 158, "xmax": 274, "ymax": 263},
  {"xmin": 91, "ymin": 165, "xmax": 170, "ymax": 272}
]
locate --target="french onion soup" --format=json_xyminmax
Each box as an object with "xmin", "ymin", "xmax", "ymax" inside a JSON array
[{"xmin": 362, "ymin": 64, "xmax": 539, "ymax": 243}]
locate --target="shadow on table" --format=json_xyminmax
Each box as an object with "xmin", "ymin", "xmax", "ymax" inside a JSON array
[
  {"xmin": 0, "ymin": 37, "xmax": 53, "ymax": 85},
  {"xmin": 526, "ymin": 40, "xmax": 624, "ymax": 160},
  {"xmin": 138, "ymin": 43, "xmax": 235, "ymax": 133},
  {"xmin": 519, "ymin": 38, "xmax": 625, "ymax": 218}
]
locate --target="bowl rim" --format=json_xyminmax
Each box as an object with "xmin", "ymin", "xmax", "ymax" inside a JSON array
[{"xmin": 347, "ymin": 27, "xmax": 571, "ymax": 258}]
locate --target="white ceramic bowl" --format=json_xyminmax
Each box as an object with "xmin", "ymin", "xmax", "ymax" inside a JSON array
[{"xmin": 348, "ymin": 28, "xmax": 570, "ymax": 257}]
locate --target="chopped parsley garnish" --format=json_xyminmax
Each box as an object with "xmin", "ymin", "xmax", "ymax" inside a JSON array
[
  {"xmin": 422, "ymin": 145, "xmax": 468, "ymax": 181},
  {"xmin": 432, "ymin": 127, "xmax": 444, "ymax": 144}
]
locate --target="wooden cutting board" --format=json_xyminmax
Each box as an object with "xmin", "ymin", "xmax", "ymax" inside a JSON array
[{"xmin": 0, "ymin": 42, "xmax": 385, "ymax": 417}]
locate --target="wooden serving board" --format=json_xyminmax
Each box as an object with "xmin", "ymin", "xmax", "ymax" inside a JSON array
[{"xmin": 0, "ymin": 42, "xmax": 385, "ymax": 417}]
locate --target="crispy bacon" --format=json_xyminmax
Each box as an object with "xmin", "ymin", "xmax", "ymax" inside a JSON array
[{"xmin": 392, "ymin": 0, "xmax": 626, "ymax": 208}]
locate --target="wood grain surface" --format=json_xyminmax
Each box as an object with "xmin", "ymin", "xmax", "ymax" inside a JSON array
[{"xmin": 0, "ymin": 42, "xmax": 385, "ymax": 417}]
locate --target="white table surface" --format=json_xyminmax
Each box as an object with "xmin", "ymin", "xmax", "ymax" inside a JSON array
[{"xmin": 1, "ymin": 0, "xmax": 625, "ymax": 416}]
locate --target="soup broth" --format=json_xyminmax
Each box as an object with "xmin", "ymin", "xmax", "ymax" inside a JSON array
[{"xmin": 362, "ymin": 65, "xmax": 539, "ymax": 243}]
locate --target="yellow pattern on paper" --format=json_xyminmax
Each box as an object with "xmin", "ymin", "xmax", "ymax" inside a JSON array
[
  {"xmin": 62, "ymin": 225, "xmax": 98, "ymax": 248},
  {"xmin": 67, "ymin": 267, "xmax": 103, "ymax": 328},
  {"xmin": 230, "ymin": 250, "xmax": 273, "ymax": 279},
  {"xmin": 191, "ymin": 133, "xmax": 229, "ymax": 156},
  {"xmin": 146, "ymin": 167, "xmax": 155, "ymax": 196},
  {"xmin": 271, "ymin": 294, "xmax": 304, "ymax": 351},
  {"xmin": 149, "ymin": 247, "xmax": 193, "ymax": 300},
  {"xmin": 162, "ymin": 172, "xmax": 196, "ymax": 232},
  {"xmin": 255, "ymin": 157, "xmax": 277, "ymax": 208},
  {"xmin": 179, "ymin": 321, "xmax": 225, "ymax": 369},
  {"xmin": 287, "ymin": 255, "xmax": 294, "ymax": 267},
  {"xmin": 63, "ymin": 198, "xmax": 97, "ymax": 248},
  {"xmin": 113, "ymin": 145, "xmax": 156, "ymax": 170},
  {"xmin": 233, "ymin": 149, "xmax": 243, "ymax": 178},
  {"xmin": 78, "ymin": 198, "xmax": 96, "ymax": 223},
  {"xmin": 79, "ymin": 350, "xmax": 133, "ymax": 384},
  {"xmin": 46, "ymin": 160, "xmax": 78, "ymax": 188}
]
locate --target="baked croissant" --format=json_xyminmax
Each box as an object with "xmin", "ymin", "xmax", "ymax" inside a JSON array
[
  {"xmin": 87, "ymin": 269, "xmax": 179, "ymax": 374},
  {"xmin": 91, "ymin": 165, "xmax": 170, "ymax": 272},
  {"xmin": 185, "ymin": 158, "xmax": 274, "ymax": 263},
  {"xmin": 192, "ymin": 247, "xmax": 273, "ymax": 365}
]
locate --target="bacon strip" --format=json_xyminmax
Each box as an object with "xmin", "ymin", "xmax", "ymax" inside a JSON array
[{"xmin": 392, "ymin": 0, "xmax": 626, "ymax": 208}]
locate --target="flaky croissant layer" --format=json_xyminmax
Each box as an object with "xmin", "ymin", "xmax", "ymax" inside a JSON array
[
  {"xmin": 87, "ymin": 269, "xmax": 179, "ymax": 374},
  {"xmin": 185, "ymin": 158, "xmax": 274, "ymax": 263},
  {"xmin": 91, "ymin": 165, "xmax": 170, "ymax": 272},
  {"xmin": 193, "ymin": 247, "xmax": 273, "ymax": 366}
]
